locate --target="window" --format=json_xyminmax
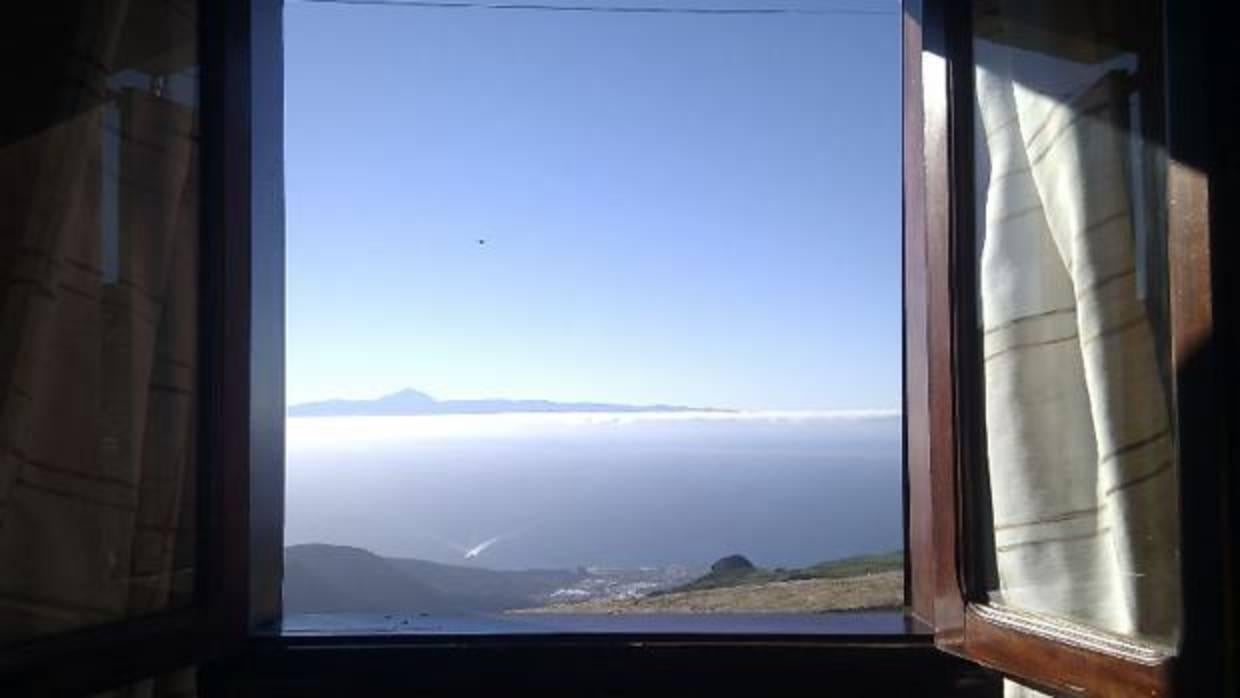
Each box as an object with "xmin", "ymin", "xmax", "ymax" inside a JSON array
[
  {"xmin": 1, "ymin": 1, "xmax": 1233, "ymax": 696},
  {"xmin": 281, "ymin": 0, "xmax": 906, "ymax": 623}
]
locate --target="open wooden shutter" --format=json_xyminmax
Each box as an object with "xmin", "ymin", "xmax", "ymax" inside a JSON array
[{"xmin": 903, "ymin": 0, "xmax": 1235, "ymax": 695}]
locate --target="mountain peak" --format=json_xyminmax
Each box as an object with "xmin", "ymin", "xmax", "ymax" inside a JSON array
[{"xmin": 385, "ymin": 388, "xmax": 435, "ymax": 403}]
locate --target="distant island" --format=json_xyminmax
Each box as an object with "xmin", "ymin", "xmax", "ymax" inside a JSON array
[{"xmin": 287, "ymin": 388, "xmax": 731, "ymax": 417}]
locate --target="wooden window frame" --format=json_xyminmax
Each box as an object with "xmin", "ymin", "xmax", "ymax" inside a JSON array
[
  {"xmin": 6, "ymin": 0, "xmax": 1235, "ymax": 695},
  {"xmin": 905, "ymin": 0, "xmax": 1238, "ymax": 695},
  {"xmin": 9, "ymin": 1, "xmax": 995, "ymax": 694},
  {"xmin": 209, "ymin": 0, "xmax": 994, "ymax": 694},
  {"xmin": 218, "ymin": 3, "xmax": 994, "ymax": 695}
]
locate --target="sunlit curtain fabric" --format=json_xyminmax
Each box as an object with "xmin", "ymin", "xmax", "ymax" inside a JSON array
[
  {"xmin": 0, "ymin": 5, "xmax": 199, "ymax": 685},
  {"xmin": 974, "ymin": 28, "xmax": 1180, "ymax": 696}
]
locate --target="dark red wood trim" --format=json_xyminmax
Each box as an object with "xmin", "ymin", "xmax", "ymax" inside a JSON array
[
  {"xmin": 962, "ymin": 605, "xmax": 1174, "ymax": 697},
  {"xmin": 905, "ymin": 0, "xmax": 971, "ymax": 645},
  {"xmin": 930, "ymin": 1, "xmax": 1234, "ymax": 695},
  {"xmin": 905, "ymin": 0, "xmax": 968, "ymax": 648},
  {"xmin": 942, "ymin": 0, "xmax": 993, "ymax": 604},
  {"xmin": 902, "ymin": 0, "xmax": 937, "ymax": 628}
]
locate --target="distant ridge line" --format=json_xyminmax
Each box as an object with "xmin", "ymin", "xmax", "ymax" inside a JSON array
[{"xmin": 287, "ymin": 388, "xmax": 732, "ymax": 417}]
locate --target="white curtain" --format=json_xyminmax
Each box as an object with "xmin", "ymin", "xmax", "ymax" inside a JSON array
[{"xmin": 974, "ymin": 36, "xmax": 1180, "ymax": 698}]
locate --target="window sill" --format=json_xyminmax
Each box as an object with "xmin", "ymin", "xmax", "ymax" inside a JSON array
[
  {"xmin": 208, "ymin": 611, "xmax": 1001, "ymax": 697},
  {"xmin": 266, "ymin": 609, "xmax": 926, "ymax": 641}
]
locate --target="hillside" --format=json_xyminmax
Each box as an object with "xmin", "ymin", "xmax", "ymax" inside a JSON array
[
  {"xmin": 515, "ymin": 551, "xmax": 904, "ymax": 614},
  {"xmin": 663, "ymin": 550, "xmax": 903, "ymax": 594},
  {"xmin": 284, "ymin": 545, "xmax": 904, "ymax": 616},
  {"xmin": 384, "ymin": 556, "xmax": 585, "ymax": 611},
  {"xmin": 285, "ymin": 544, "xmax": 461, "ymax": 614},
  {"xmin": 516, "ymin": 571, "xmax": 903, "ymax": 614},
  {"xmin": 284, "ymin": 544, "xmax": 588, "ymax": 614}
]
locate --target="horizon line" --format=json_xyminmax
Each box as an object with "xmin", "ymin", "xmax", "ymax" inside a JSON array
[
  {"xmin": 286, "ymin": 408, "xmax": 903, "ymax": 419},
  {"xmin": 287, "ymin": 386, "xmax": 899, "ymax": 415}
]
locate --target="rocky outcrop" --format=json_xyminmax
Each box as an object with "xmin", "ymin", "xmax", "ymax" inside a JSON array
[{"xmin": 710, "ymin": 554, "xmax": 755, "ymax": 574}]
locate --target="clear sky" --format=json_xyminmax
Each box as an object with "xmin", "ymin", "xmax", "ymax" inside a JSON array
[{"xmin": 284, "ymin": 0, "xmax": 901, "ymax": 411}]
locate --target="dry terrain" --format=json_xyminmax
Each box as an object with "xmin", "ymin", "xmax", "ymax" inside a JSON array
[{"xmin": 514, "ymin": 570, "xmax": 902, "ymax": 614}]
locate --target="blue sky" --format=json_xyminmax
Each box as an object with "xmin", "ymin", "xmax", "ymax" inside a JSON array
[{"xmin": 284, "ymin": 1, "xmax": 900, "ymax": 410}]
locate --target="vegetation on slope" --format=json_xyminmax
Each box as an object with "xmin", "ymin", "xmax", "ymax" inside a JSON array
[
  {"xmin": 657, "ymin": 550, "xmax": 903, "ymax": 595},
  {"xmin": 516, "ymin": 570, "xmax": 904, "ymax": 614}
]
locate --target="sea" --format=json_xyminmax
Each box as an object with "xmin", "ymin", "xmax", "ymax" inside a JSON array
[{"xmin": 284, "ymin": 411, "xmax": 902, "ymax": 571}]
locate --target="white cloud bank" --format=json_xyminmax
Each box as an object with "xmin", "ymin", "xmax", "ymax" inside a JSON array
[{"xmin": 286, "ymin": 409, "xmax": 901, "ymax": 451}]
